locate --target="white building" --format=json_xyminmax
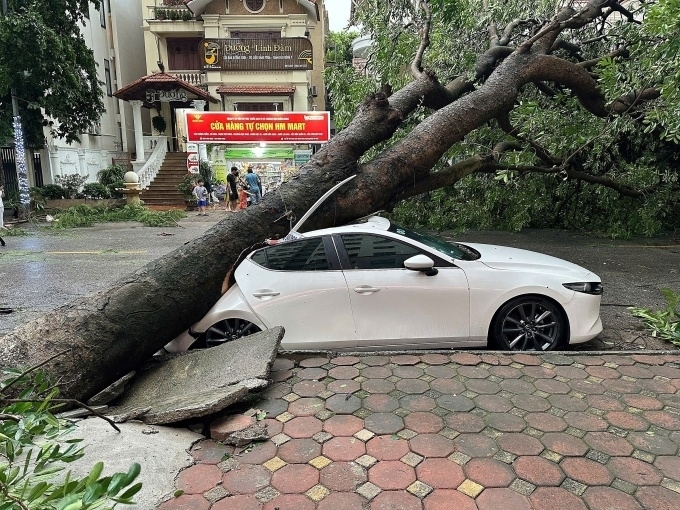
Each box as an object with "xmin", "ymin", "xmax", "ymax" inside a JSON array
[{"xmin": 43, "ymin": 0, "xmax": 147, "ymax": 185}]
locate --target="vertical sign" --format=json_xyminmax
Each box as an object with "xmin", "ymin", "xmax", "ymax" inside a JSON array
[{"xmin": 187, "ymin": 142, "xmax": 199, "ymax": 173}]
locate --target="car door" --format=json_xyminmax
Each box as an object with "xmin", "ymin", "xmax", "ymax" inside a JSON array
[
  {"xmin": 336, "ymin": 233, "xmax": 470, "ymax": 349},
  {"xmin": 236, "ymin": 235, "xmax": 357, "ymax": 350}
]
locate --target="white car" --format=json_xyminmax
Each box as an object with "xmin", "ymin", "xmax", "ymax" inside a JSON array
[{"xmin": 167, "ymin": 215, "xmax": 603, "ymax": 353}]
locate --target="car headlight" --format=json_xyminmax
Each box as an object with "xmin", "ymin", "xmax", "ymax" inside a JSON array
[{"xmin": 563, "ymin": 282, "xmax": 603, "ymax": 295}]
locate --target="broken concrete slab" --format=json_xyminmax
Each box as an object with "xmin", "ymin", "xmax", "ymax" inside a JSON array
[
  {"xmin": 62, "ymin": 418, "xmax": 203, "ymax": 509},
  {"xmin": 105, "ymin": 327, "xmax": 284, "ymax": 425}
]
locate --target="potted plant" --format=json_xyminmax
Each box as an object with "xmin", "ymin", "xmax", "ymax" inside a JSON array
[
  {"xmin": 152, "ymin": 115, "xmax": 167, "ymax": 134},
  {"xmin": 153, "ymin": 7, "xmax": 168, "ymax": 20},
  {"xmin": 177, "ymin": 173, "xmax": 197, "ymax": 210}
]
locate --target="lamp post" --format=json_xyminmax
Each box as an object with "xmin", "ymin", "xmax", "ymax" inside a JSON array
[{"xmin": 1, "ymin": 0, "xmax": 31, "ymax": 219}]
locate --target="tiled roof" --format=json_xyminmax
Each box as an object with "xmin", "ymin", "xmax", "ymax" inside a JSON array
[
  {"xmin": 114, "ymin": 72, "xmax": 219, "ymax": 104},
  {"xmin": 216, "ymin": 85, "xmax": 296, "ymax": 95}
]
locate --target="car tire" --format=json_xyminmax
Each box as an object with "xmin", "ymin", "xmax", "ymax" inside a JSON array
[
  {"xmin": 191, "ymin": 318, "xmax": 262, "ymax": 349},
  {"xmin": 491, "ymin": 296, "xmax": 567, "ymax": 351}
]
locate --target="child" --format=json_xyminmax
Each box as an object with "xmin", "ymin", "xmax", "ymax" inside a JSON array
[{"xmin": 193, "ymin": 180, "xmax": 209, "ymax": 216}]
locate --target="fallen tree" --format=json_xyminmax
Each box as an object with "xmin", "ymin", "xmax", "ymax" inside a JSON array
[{"xmin": 0, "ymin": 0, "xmax": 673, "ymax": 400}]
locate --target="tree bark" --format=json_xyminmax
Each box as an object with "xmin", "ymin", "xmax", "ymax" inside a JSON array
[{"xmin": 0, "ymin": 0, "xmax": 660, "ymax": 401}]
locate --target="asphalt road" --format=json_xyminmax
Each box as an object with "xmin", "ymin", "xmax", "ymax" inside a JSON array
[{"xmin": 1, "ymin": 212, "xmax": 679, "ymax": 351}]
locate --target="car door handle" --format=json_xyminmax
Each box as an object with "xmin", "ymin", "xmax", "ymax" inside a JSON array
[
  {"xmin": 353, "ymin": 286, "xmax": 381, "ymax": 294},
  {"xmin": 252, "ymin": 290, "xmax": 280, "ymax": 298}
]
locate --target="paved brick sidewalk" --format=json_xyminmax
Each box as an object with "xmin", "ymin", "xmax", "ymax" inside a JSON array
[{"xmin": 158, "ymin": 352, "xmax": 680, "ymax": 510}]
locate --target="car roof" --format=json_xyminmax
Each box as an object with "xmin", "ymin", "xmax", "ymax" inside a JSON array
[{"xmin": 301, "ymin": 215, "xmax": 392, "ymax": 237}]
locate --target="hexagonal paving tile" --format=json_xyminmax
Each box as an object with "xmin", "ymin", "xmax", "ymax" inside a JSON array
[
  {"xmin": 369, "ymin": 461, "xmax": 417, "ymax": 490},
  {"xmin": 409, "ymin": 434, "xmax": 456, "ymax": 458},
  {"xmin": 416, "ymin": 458, "xmax": 465, "ymax": 489},
  {"xmin": 464, "ymin": 457, "xmax": 516, "ymax": 487},
  {"xmin": 513, "ymin": 456, "xmax": 565, "ymax": 486},
  {"xmin": 561, "ymin": 457, "xmax": 614, "ymax": 486}
]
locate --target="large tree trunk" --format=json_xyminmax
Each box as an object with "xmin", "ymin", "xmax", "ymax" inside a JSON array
[{"xmin": 0, "ymin": 0, "xmax": 653, "ymax": 400}]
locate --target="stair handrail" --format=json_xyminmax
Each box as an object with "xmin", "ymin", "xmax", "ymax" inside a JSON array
[{"xmin": 136, "ymin": 136, "xmax": 168, "ymax": 189}]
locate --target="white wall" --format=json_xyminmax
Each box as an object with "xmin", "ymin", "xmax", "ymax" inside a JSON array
[{"xmin": 45, "ymin": 0, "xmax": 145, "ymax": 185}]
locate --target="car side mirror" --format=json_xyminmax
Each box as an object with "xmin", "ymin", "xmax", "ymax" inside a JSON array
[{"xmin": 404, "ymin": 255, "xmax": 438, "ymax": 276}]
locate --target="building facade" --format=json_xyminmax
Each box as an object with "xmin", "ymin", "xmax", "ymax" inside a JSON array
[
  {"xmin": 44, "ymin": 0, "xmax": 147, "ymax": 185},
  {"xmin": 133, "ymin": 0, "xmax": 329, "ymax": 185}
]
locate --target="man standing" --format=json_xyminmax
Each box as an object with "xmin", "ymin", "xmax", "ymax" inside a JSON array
[
  {"xmin": 244, "ymin": 168, "xmax": 262, "ymax": 205},
  {"xmin": 227, "ymin": 166, "xmax": 240, "ymax": 212}
]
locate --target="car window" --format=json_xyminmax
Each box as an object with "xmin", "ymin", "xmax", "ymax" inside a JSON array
[
  {"xmin": 340, "ymin": 234, "xmax": 421, "ymax": 270},
  {"xmin": 250, "ymin": 237, "xmax": 331, "ymax": 271},
  {"xmin": 388, "ymin": 223, "xmax": 480, "ymax": 261}
]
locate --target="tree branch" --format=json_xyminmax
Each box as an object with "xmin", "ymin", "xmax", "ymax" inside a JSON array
[
  {"xmin": 1, "ymin": 398, "xmax": 121, "ymax": 432},
  {"xmin": 410, "ymin": 0, "xmax": 432, "ymax": 77},
  {"xmin": 577, "ymin": 47, "xmax": 629, "ymax": 69}
]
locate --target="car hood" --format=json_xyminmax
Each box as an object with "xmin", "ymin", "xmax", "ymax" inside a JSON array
[{"xmin": 461, "ymin": 243, "xmax": 597, "ymax": 279}]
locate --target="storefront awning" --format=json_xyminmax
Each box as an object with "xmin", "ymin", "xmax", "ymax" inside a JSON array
[
  {"xmin": 216, "ymin": 85, "xmax": 296, "ymax": 95},
  {"xmin": 114, "ymin": 72, "xmax": 219, "ymax": 107}
]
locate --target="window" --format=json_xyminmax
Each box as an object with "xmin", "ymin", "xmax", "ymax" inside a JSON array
[
  {"xmin": 340, "ymin": 234, "xmax": 421, "ymax": 270},
  {"xmin": 100, "ymin": 2, "xmax": 106, "ymax": 28},
  {"xmin": 251, "ymin": 238, "xmax": 330, "ymax": 271},
  {"xmin": 232, "ymin": 31, "xmax": 275, "ymax": 39},
  {"xmin": 104, "ymin": 59, "xmax": 112, "ymax": 97},
  {"xmin": 244, "ymin": 0, "xmax": 265, "ymax": 13},
  {"xmin": 167, "ymin": 38, "xmax": 202, "ymax": 70}
]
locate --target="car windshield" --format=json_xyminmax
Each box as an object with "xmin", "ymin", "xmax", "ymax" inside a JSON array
[{"xmin": 388, "ymin": 223, "xmax": 479, "ymax": 261}]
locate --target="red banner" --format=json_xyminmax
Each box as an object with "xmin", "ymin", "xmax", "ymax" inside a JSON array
[{"xmin": 185, "ymin": 111, "xmax": 330, "ymax": 144}]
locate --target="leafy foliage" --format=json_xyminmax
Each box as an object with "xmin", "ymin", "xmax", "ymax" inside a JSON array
[
  {"xmin": 47, "ymin": 203, "xmax": 186, "ymax": 228},
  {"xmin": 97, "ymin": 165, "xmax": 128, "ymax": 187},
  {"xmin": 331, "ymin": 0, "xmax": 680, "ymax": 238},
  {"xmin": 0, "ymin": 367, "xmax": 142, "ymax": 508},
  {"xmin": 629, "ymin": 289, "xmax": 680, "ymax": 345},
  {"xmin": 82, "ymin": 183, "xmax": 110, "ymax": 199},
  {"xmin": 55, "ymin": 174, "xmax": 88, "ymax": 200},
  {"xmin": 34, "ymin": 185, "xmax": 66, "ymax": 201},
  {"xmin": 0, "ymin": 0, "xmax": 105, "ymax": 145}
]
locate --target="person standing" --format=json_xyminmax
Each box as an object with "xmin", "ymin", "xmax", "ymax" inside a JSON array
[
  {"xmin": 226, "ymin": 166, "xmax": 240, "ymax": 212},
  {"xmin": 244, "ymin": 168, "xmax": 262, "ymax": 205},
  {"xmin": 193, "ymin": 179, "xmax": 209, "ymax": 216}
]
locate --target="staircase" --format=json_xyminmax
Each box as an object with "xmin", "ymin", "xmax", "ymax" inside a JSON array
[{"xmin": 141, "ymin": 152, "xmax": 188, "ymax": 208}]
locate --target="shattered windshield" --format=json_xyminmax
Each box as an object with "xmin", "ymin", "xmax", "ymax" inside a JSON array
[{"xmin": 388, "ymin": 223, "xmax": 479, "ymax": 261}]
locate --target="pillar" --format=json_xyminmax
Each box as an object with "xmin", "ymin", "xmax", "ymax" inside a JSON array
[{"xmin": 131, "ymin": 100, "xmax": 145, "ymax": 163}]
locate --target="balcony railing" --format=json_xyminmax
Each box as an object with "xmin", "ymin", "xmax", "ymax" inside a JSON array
[
  {"xmin": 149, "ymin": 1, "xmax": 195, "ymax": 21},
  {"xmin": 171, "ymin": 71, "xmax": 207, "ymax": 90}
]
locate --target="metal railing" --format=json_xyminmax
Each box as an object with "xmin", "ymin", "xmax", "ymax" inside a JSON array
[{"xmin": 137, "ymin": 136, "xmax": 167, "ymax": 188}]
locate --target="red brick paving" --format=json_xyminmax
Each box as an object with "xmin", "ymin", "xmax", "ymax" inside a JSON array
[
  {"xmin": 561, "ymin": 457, "xmax": 614, "ymax": 485},
  {"xmin": 369, "ymin": 461, "xmax": 417, "ymax": 490},
  {"xmin": 263, "ymin": 494, "xmax": 315, "ymax": 510},
  {"xmin": 159, "ymin": 352, "xmax": 680, "ymax": 510},
  {"xmin": 322, "ymin": 436, "xmax": 366, "ymax": 461},
  {"xmin": 320, "ymin": 461, "xmax": 367, "ymax": 491},
  {"xmin": 270, "ymin": 464, "xmax": 319, "ymax": 493},
  {"xmin": 513, "ymin": 456, "xmax": 565, "ymax": 486},
  {"xmin": 530, "ymin": 487, "xmax": 588, "ymax": 510},
  {"xmin": 176, "ymin": 464, "xmax": 222, "ymax": 494},
  {"xmin": 367, "ymin": 435, "xmax": 411, "ymax": 460},
  {"xmin": 371, "ymin": 491, "xmax": 423, "ymax": 510},
  {"xmin": 415, "ymin": 458, "xmax": 465, "ymax": 488},
  {"xmin": 423, "ymin": 490, "xmax": 477, "ymax": 510},
  {"xmin": 476, "ymin": 488, "xmax": 532, "ymax": 510},
  {"xmin": 464, "ymin": 457, "xmax": 516, "ymax": 487},
  {"xmin": 583, "ymin": 486, "xmax": 643, "ymax": 510}
]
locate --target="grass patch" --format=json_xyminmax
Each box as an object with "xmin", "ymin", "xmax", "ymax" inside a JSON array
[
  {"xmin": 0, "ymin": 227, "xmax": 32, "ymax": 236},
  {"xmin": 47, "ymin": 204, "xmax": 186, "ymax": 228}
]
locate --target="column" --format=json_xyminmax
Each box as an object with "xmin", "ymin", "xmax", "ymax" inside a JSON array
[
  {"xmin": 48, "ymin": 147, "xmax": 59, "ymax": 184},
  {"xmin": 77, "ymin": 149, "xmax": 86, "ymax": 176},
  {"xmin": 192, "ymin": 100, "xmax": 208, "ymax": 161},
  {"xmin": 131, "ymin": 100, "xmax": 145, "ymax": 163}
]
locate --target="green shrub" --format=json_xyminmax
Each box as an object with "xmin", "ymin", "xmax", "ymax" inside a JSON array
[
  {"xmin": 0, "ymin": 366, "xmax": 142, "ymax": 508},
  {"xmin": 55, "ymin": 174, "xmax": 88, "ymax": 199},
  {"xmin": 38, "ymin": 184, "xmax": 67, "ymax": 200},
  {"xmin": 97, "ymin": 164, "xmax": 127, "ymax": 186},
  {"xmin": 82, "ymin": 182, "xmax": 110, "ymax": 199},
  {"xmin": 107, "ymin": 181, "xmax": 125, "ymax": 199},
  {"xmin": 177, "ymin": 173, "xmax": 197, "ymax": 199}
]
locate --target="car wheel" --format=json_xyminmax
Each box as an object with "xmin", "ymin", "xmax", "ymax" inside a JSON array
[
  {"xmin": 197, "ymin": 318, "xmax": 262, "ymax": 348},
  {"xmin": 492, "ymin": 297, "xmax": 566, "ymax": 351}
]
